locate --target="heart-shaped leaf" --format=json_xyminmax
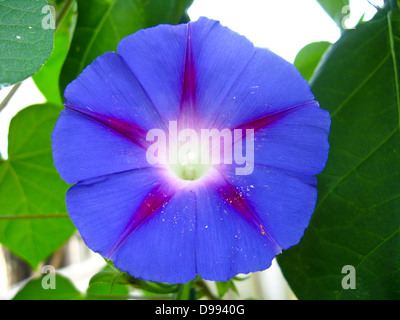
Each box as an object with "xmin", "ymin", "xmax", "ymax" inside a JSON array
[{"xmin": 0, "ymin": 104, "xmax": 75, "ymax": 268}]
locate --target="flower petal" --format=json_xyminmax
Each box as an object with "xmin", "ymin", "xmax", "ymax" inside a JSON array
[
  {"xmin": 222, "ymin": 165, "xmax": 318, "ymax": 251},
  {"xmin": 117, "ymin": 23, "xmax": 188, "ymax": 123},
  {"xmin": 53, "ymin": 17, "xmax": 332, "ymax": 284},
  {"xmin": 66, "ymin": 169, "xmax": 197, "ymax": 283},
  {"xmin": 193, "ymin": 181, "xmax": 278, "ymax": 281},
  {"xmin": 52, "ymin": 109, "xmax": 149, "ymax": 184},
  {"xmin": 64, "ymin": 51, "xmax": 165, "ymax": 131},
  {"xmin": 66, "ymin": 169, "xmax": 162, "ymax": 258},
  {"xmin": 197, "ymin": 45, "xmax": 316, "ymax": 129},
  {"xmin": 189, "ymin": 17, "xmax": 256, "ymax": 127},
  {"xmin": 110, "ymin": 188, "xmax": 197, "ymax": 283},
  {"xmin": 240, "ymin": 101, "xmax": 331, "ymax": 176}
]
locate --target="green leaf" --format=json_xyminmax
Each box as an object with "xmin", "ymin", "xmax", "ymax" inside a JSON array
[
  {"xmin": 96, "ymin": 262, "xmax": 179, "ymax": 297},
  {"xmin": 59, "ymin": 0, "xmax": 193, "ymax": 96},
  {"xmin": 175, "ymin": 281, "xmax": 194, "ymax": 300},
  {"xmin": 215, "ymin": 281, "xmax": 230, "ymax": 298},
  {"xmin": 129, "ymin": 278, "xmax": 180, "ymax": 295},
  {"xmin": 317, "ymin": 0, "xmax": 349, "ymax": 29},
  {"xmin": 33, "ymin": 1, "xmax": 76, "ymax": 105},
  {"xmin": 279, "ymin": 9, "xmax": 400, "ymax": 299},
  {"xmin": 33, "ymin": 31, "xmax": 69, "ymax": 105},
  {"xmin": 0, "ymin": 0, "xmax": 54, "ymax": 88},
  {"xmin": 215, "ymin": 280, "xmax": 239, "ymax": 298},
  {"xmin": 293, "ymin": 41, "xmax": 331, "ymax": 82},
  {"xmin": 86, "ymin": 267, "xmax": 130, "ymax": 300},
  {"xmin": 0, "ymin": 104, "xmax": 75, "ymax": 268},
  {"xmin": 13, "ymin": 274, "xmax": 82, "ymax": 300}
]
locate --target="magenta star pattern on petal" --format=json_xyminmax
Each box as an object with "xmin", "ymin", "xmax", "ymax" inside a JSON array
[{"xmin": 52, "ymin": 17, "xmax": 330, "ymax": 283}]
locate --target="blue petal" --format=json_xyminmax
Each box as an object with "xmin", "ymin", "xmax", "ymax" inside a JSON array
[
  {"xmin": 195, "ymin": 43, "xmax": 316, "ymax": 129},
  {"xmin": 188, "ymin": 17, "xmax": 256, "ymax": 127},
  {"xmin": 66, "ymin": 169, "xmax": 197, "ymax": 283},
  {"xmin": 193, "ymin": 183, "xmax": 278, "ymax": 281},
  {"xmin": 52, "ymin": 109, "xmax": 149, "ymax": 184},
  {"xmin": 66, "ymin": 169, "xmax": 161, "ymax": 258},
  {"xmin": 64, "ymin": 51, "xmax": 165, "ymax": 131},
  {"xmin": 251, "ymin": 102, "xmax": 331, "ymax": 176},
  {"xmin": 54, "ymin": 17, "xmax": 331, "ymax": 284},
  {"xmin": 222, "ymin": 165, "xmax": 318, "ymax": 251},
  {"xmin": 111, "ymin": 188, "xmax": 197, "ymax": 283},
  {"xmin": 117, "ymin": 23, "xmax": 188, "ymax": 123}
]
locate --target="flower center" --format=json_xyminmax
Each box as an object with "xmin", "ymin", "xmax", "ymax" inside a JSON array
[{"xmin": 169, "ymin": 144, "xmax": 211, "ymax": 181}]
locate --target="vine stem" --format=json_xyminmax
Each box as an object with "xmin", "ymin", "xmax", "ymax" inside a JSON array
[
  {"xmin": 0, "ymin": 82, "xmax": 22, "ymax": 113},
  {"xmin": 175, "ymin": 281, "xmax": 194, "ymax": 300},
  {"xmin": 0, "ymin": 213, "xmax": 69, "ymax": 220},
  {"xmin": 55, "ymin": 0, "xmax": 75, "ymax": 30},
  {"xmin": 385, "ymin": 0, "xmax": 399, "ymax": 9}
]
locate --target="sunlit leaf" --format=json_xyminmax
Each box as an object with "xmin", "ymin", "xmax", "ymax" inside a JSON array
[
  {"xmin": 86, "ymin": 267, "xmax": 130, "ymax": 300},
  {"xmin": 0, "ymin": 104, "xmax": 75, "ymax": 268},
  {"xmin": 33, "ymin": 1, "xmax": 76, "ymax": 105},
  {"xmin": 293, "ymin": 41, "xmax": 331, "ymax": 82},
  {"xmin": 13, "ymin": 274, "xmax": 82, "ymax": 300}
]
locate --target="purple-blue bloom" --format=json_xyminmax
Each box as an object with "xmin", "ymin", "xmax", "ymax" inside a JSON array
[{"xmin": 52, "ymin": 17, "xmax": 330, "ymax": 283}]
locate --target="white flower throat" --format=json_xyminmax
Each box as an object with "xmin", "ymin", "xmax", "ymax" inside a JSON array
[{"xmin": 145, "ymin": 121, "xmax": 255, "ymax": 181}]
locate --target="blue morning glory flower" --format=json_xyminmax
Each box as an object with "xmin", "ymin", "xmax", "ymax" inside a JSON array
[{"xmin": 52, "ymin": 17, "xmax": 330, "ymax": 283}]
